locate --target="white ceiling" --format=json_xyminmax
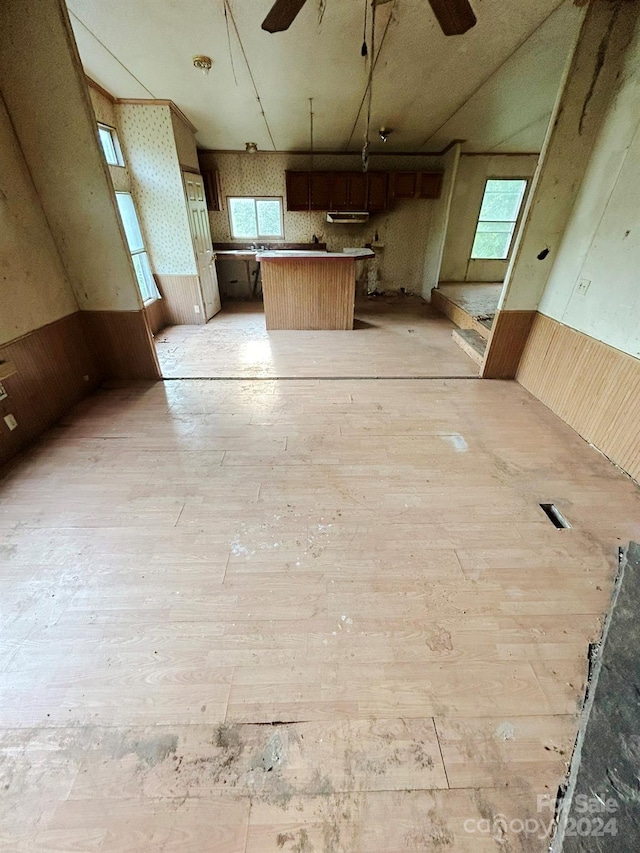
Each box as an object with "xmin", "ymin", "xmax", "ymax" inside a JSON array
[{"xmin": 66, "ymin": 0, "xmax": 582, "ymax": 153}]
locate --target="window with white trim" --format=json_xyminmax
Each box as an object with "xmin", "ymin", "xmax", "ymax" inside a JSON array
[
  {"xmin": 471, "ymin": 179, "xmax": 527, "ymax": 260},
  {"xmin": 97, "ymin": 123, "xmax": 124, "ymax": 166},
  {"xmin": 115, "ymin": 192, "xmax": 160, "ymax": 303},
  {"xmin": 228, "ymin": 197, "xmax": 284, "ymax": 240}
]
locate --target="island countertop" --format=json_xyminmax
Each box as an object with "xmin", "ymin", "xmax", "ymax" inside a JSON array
[{"xmin": 257, "ymin": 249, "xmax": 375, "ymax": 260}]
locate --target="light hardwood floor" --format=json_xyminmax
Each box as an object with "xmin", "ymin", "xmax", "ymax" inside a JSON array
[
  {"xmin": 1, "ymin": 376, "xmax": 639, "ymax": 851},
  {"xmin": 154, "ymin": 297, "xmax": 480, "ymax": 379}
]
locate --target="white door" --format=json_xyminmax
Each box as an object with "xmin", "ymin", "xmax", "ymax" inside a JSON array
[{"xmin": 183, "ymin": 172, "xmax": 221, "ymax": 320}]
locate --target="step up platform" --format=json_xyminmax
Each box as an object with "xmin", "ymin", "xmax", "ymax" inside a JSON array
[{"xmin": 451, "ymin": 328, "xmax": 487, "ymax": 365}]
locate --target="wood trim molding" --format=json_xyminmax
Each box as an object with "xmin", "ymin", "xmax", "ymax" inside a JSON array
[
  {"xmin": 85, "ymin": 76, "xmax": 116, "ymax": 104},
  {"xmin": 82, "ymin": 310, "xmax": 161, "ymax": 380},
  {"xmin": 0, "ymin": 313, "xmax": 101, "ymax": 469},
  {"xmin": 517, "ymin": 313, "xmax": 640, "ymax": 483},
  {"xmin": 481, "ymin": 310, "xmax": 536, "ymax": 379}
]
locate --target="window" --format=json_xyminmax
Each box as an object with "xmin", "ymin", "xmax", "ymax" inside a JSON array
[
  {"xmin": 98, "ymin": 123, "xmax": 124, "ymax": 166},
  {"xmin": 228, "ymin": 197, "xmax": 284, "ymax": 240},
  {"xmin": 115, "ymin": 192, "xmax": 160, "ymax": 303},
  {"xmin": 471, "ymin": 179, "xmax": 527, "ymax": 260}
]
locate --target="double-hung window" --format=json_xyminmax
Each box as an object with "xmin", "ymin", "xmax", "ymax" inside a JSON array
[
  {"xmin": 115, "ymin": 192, "xmax": 160, "ymax": 303},
  {"xmin": 228, "ymin": 197, "xmax": 284, "ymax": 241},
  {"xmin": 471, "ymin": 179, "xmax": 528, "ymax": 260}
]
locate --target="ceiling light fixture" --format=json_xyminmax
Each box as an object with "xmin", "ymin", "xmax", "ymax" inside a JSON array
[
  {"xmin": 193, "ymin": 55, "xmax": 212, "ymax": 74},
  {"xmin": 379, "ymin": 127, "xmax": 393, "ymax": 143},
  {"xmin": 245, "ymin": 142, "xmax": 258, "ymax": 153}
]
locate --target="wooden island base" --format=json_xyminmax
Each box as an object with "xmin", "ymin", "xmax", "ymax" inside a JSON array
[{"xmin": 259, "ymin": 251, "xmax": 374, "ymax": 330}]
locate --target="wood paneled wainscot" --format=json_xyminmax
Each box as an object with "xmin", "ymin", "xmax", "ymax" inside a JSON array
[
  {"xmin": 259, "ymin": 250, "xmax": 374, "ymax": 330},
  {"xmin": 517, "ymin": 313, "xmax": 640, "ymax": 483}
]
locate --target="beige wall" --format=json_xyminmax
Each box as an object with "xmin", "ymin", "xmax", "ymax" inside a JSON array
[
  {"xmin": 536, "ymin": 13, "xmax": 640, "ymax": 360},
  {"xmin": 0, "ymin": 95, "xmax": 78, "ymax": 345},
  {"xmin": 439, "ymin": 154, "xmax": 539, "ymax": 283},
  {"xmin": 207, "ymin": 152, "xmax": 446, "ymax": 294},
  {"xmin": 0, "ymin": 0, "xmax": 143, "ymax": 313},
  {"xmin": 118, "ymin": 103, "xmax": 197, "ymax": 276}
]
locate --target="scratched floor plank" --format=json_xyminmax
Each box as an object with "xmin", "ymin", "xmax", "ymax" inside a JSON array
[{"xmin": 1, "ymin": 371, "xmax": 639, "ymax": 851}]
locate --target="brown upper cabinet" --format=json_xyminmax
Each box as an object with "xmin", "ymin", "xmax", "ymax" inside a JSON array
[
  {"xmin": 285, "ymin": 169, "xmax": 442, "ymax": 211},
  {"xmin": 286, "ymin": 171, "xmax": 311, "ymax": 210},
  {"xmin": 348, "ymin": 172, "xmax": 368, "ymax": 210},
  {"xmin": 418, "ymin": 171, "xmax": 444, "ymax": 199},
  {"xmin": 391, "ymin": 172, "xmax": 419, "ymax": 199},
  {"xmin": 329, "ymin": 172, "xmax": 350, "ymax": 209},
  {"xmin": 201, "ymin": 168, "xmax": 222, "ymax": 211},
  {"xmin": 367, "ymin": 172, "xmax": 389, "ymax": 212},
  {"xmin": 309, "ymin": 172, "xmax": 331, "ymax": 210}
]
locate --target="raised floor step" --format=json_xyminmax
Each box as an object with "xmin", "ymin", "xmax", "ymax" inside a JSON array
[
  {"xmin": 451, "ymin": 328, "xmax": 487, "ymax": 366},
  {"xmin": 431, "ymin": 288, "xmax": 494, "ymax": 340}
]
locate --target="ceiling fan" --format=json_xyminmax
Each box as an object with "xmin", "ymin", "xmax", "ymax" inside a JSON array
[{"xmin": 262, "ymin": 0, "xmax": 477, "ymax": 36}]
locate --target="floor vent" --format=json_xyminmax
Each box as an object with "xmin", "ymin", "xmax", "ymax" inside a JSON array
[{"xmin": 539, "ymin": 503, "xmax": 571, "ymax": 529}]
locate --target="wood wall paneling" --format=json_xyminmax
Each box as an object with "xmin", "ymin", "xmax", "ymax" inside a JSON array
[
  {"xmin": 144, "ymin": 298, "xmax": 167, "ymax": 336},
  {"xmin": 517, "ymin": 313, "xmax": 640, "ymax": 483},
  {"xmin": 155, "ymin": 275, "xmax": 205, "ymax": 325},
  {"xmin": 480, "ymin": 310, "xmax": 536, "ymax": 379},
  {"xmin": 0, "ymin": 313, "xmax": 101, "ymax": 469},
  {"xmin": 82, "ymin": 310, "xmax": 161, "ymax": 380},
  {"xmin": 261, "ymin": 258, "xmax": 355, "ymax": 330}
]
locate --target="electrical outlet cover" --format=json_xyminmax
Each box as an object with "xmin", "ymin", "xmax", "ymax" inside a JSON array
[
  {"xmin": 577, "ymin": 277, "xmax": 591, "ymax": 295},
  {"xmin": 4, "ymin": 413, "xmax": 18, "ymax": 431}
]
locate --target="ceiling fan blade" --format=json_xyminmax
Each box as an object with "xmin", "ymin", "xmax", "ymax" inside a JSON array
[
  {"xmin": 427, "ymin": 0, "xmax": 477, "ymax": 36},
  {"xmin": 262, "ymin": 0, "xmax": 309, "ymax": 33}
]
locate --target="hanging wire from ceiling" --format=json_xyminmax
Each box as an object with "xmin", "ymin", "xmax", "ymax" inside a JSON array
[
  {"xmin": 361, "ymin": 0, "xmax": 368, "ymax": 57},
  {"xmin": 361, "ymin": 1, "xmax": 377, "ymax": 171},
  {"xmin": 68, "ymin": 9, "xmax": 157, "ymax": 98},
  {"xmin": 222, "ymin": 0, "xmax": 238, "ymax": 86},
  {"xmin": 345, "ymin": 0, "xmax": 397, "ymax": 152},
  {"xmin": 318, "ymin": 0, "xmax": 327, "ymax": 27},
  {"xmin": 222, "ymin": 0, "xmax": 277, "ymax": 150}
]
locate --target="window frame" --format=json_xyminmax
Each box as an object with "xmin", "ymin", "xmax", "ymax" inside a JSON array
[
  {"xmin": 227, "ymin": 196, "xmax": 285, "ymax": 242},
  {"xmin": 470, "ymin": 178, "xmax": 529, "ymax": 261},
  {"xmin": 114, "ymin": 191, "xmax": 160, "ymax": 305},
  {"xmin": 97, "ymin": 122, "xmax": 125, "ymax": 167}
]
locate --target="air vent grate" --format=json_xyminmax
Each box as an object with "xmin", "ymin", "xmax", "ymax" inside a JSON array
[{"xmin": 539, "ymin": 503, "xmax": 571, "ymax": 529}]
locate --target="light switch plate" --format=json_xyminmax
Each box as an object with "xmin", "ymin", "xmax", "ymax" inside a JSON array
[{"xmin": 4, "ymin": 414, "xmax": 18, "ymax": 431}]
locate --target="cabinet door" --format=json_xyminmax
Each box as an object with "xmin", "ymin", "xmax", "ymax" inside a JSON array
[
  {"xmin": 329, "ymin": 172, "xmax": 349, "ymax": 209},
  {"xmin": 202, "ymin": 169, "xmax": 221, "ymax": 211},
  {"xmin": 391, "ymin": 172, "xmax": 418, "ymax": 199},
  {"xmin": 310, "ymin": 172, "xmax": 331, "ymax": 210},
  {"xmin": 418, "ymin": 172, "xmax": 444, "ymax": 199},
  {"xmin": 348, "ymin": 172, "xmax": 368, "ymax": 210},
  {"xmin": 285, "ymin": 171, "xmax": 310, "ymax": 211},
  {"xmin": 367, "ymin": 172, "xmax": 388, "ymax": 211}
]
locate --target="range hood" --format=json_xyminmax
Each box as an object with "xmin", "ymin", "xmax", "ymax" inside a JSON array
[{"xmin": 327, "ymin": 211, "xmax": 369, "ymax": 224}]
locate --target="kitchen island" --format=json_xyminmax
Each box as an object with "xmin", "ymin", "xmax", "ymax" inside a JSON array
[{"xmin": 257, "ymin": 249, "xmax": 375, "ymax": 330}]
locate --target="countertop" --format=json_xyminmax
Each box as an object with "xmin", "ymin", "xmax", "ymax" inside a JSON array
[{"xmin": 257, "ymin": 249, "xmax": 375, "ymax": 260}]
